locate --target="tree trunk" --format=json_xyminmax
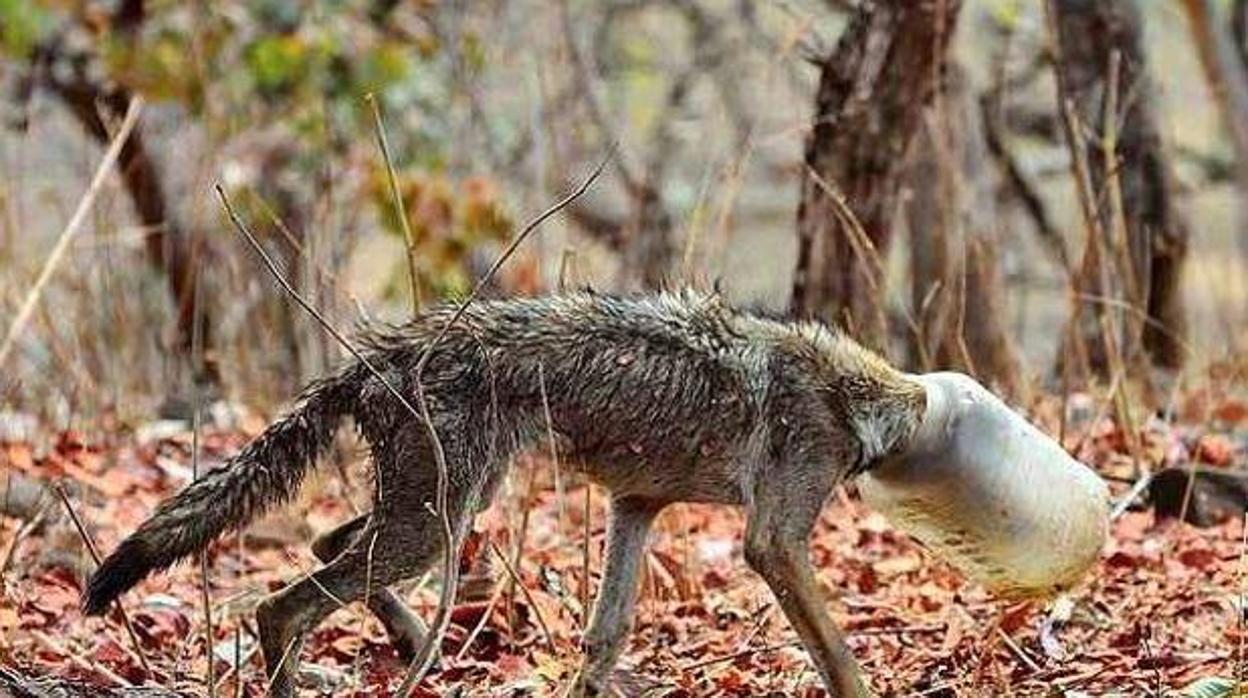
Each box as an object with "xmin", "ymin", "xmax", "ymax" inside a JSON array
[
  {"xmin": 1237, "ymin": 0, "xmax": 1248, "ymax": 61},
  {"xmin": 793, "ymin": 0, "xmax": 962, "ymax": 351},
  {"xmin": 1051, "ymin": 0, "xmax": 1190, "ymax": 370},
  {"xmin": 27, "ymin": 13, "xmax": 214, "ymax": 380},
  {"xmin": 44, "ymin": 78, "xmax": 215, "ymax": 380},
  {"xmin": 906, "ymin": 66, "xmax": 1024, "ymax": 400},
  {"xmin": 1183, "ymin": 0, "xmax": 1248, "ymax": 325}
]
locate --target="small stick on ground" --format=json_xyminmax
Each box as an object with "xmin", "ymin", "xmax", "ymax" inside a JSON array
[
  {"xmin": 53, "ymin": 484, "xmax": 153, "ymax": 678},
  {"xmin": 968, "ymin": 609, "xmax": 1003, "ymax": 692},
  {"xmin": 1111, "ymin": 470, "xmax": 1154, "ymax": 520},
  {"xmin": 30, "ymin": 628, "xmax": 134, "ymax": 688},
  {"xmin": 0, "ymin": 498, "xmax": 50, "ymax": 576},
  {"xmin": 487, "ymin": 540, "xmax": 556, "ymax": 651},
  {"xmin": 997, "ymin": 626, "xmax": 1041, "ymax": 674},
  {"xmin": 454, "ymin": 569, "xmax": 511, "ymax": 662},
  {"xmin": 682, "ymin": 623, "xmax": 947, "ymax": 671}
]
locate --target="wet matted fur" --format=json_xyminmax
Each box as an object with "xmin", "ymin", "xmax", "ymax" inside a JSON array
[{"xmin": 84, "ymin": 290, "xmax": 926, "ymax": 697}]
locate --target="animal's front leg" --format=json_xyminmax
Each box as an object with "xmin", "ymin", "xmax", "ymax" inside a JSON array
[
  {"xmin": 744, "ymin": 471, "xmax": 872, "ymax": 697},
  {"xmin": 745, "ymin": 535, "xmax": 870, "ymax": 697},
  {"xmin": 566, "ymin": 496, "xmax": 662, "ymax": 698}
]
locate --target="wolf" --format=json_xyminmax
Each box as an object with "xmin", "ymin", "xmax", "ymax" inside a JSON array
[{"xmin": 83, "ymin": 290, "xmax": 928, "ymax": 697}]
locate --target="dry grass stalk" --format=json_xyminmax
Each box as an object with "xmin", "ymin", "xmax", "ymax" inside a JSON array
[
  {"xmin": 1058, "ymin": 96, "xmax": 1105, "ymax": 381},
  {"xmin": 505, "ymin": 461, "xmax": 538, "ymax": 643},
  {"xmin": 1043, "ymin": 0, "xmax": 1096, "ymax": 386},
  {"xmin": 53, "ymin": 483, "xmax": 153, "ymax": 677},
  {"xmin": 917, "ymin": 108, "xmax": 978, "ymax": 379},
  {"xmin": 190, "ymin": 258, "xmax": 217, "ymax": 696},
  {"xmin": 1096, "ymin": 49, "xmax": 1147, "ymax": 475},
  {"xmin": 801, "ymin": 164, "xmax": 928, "ymax": 359},
  {"xmin": 487, "ymin": 540, "xmax": 556, "ymax": 651},
  {"xmin": 0, "ymin": 482, "xmax": 50, "ymax": 576},
  {"xmin": 706, "ymin": 141, "xmax": 754, "ymax": 279},
  {"xmin": 1100, "ymin": 51, "xmax": 1144, "ymax": 321},
  {"xmin": 454, "ymin": 565, "xmax": 512, "ymax": 661},
  {"xmin": 1237, "ymin": 511, "xmax": 1247, "ymax": 684},
  {"xmin": 538, "ymin": 363, "xmax": 566, "ymax": 533},
  {"xmin": 557, "ymin": 247, "xmax": 577, "ymax": 292},
  {"xmin": 252, "ymin": 193, "xmax": 353, "ymax": 305},
  {"xmin": 580, "ymin": 483, "xmax": 592, "ymax": 628},
  {"xmin": 0, "ymin": 97, "xmax": 143, "ymax": 369},
  {"xmin": 1045, "ymin": 2, "xmax": 1151, "ymax": 479},
  {"xmin": 217, "ymin": 186, "xmax": 450, "ymax": 690},
  {"xmin": 367, "ymin": 94, "xmax": 423, "ymax": 313},
  {"xmin": 219, "ymin": 142, "xmax": 612, "ymax": 693}
]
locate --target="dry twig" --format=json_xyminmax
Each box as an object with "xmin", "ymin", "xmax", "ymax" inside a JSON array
[
  {"xmin": 53, "ymin": 484, "xmax": 153, "ymax": 678},
  {"xmin": 217, "ymin": 143, "xmax": 613, "ymax": 695},
  {"xmin": 367, "ymin": 94, "xmax": 423, "ymax": 312},
  {"xmin": 0, "ymin": 97, "xmax": 143, "ymax": 368}
]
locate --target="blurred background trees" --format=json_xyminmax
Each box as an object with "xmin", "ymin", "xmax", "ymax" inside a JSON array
[{"xmin": 0, "ymin": 0, "xmax": 1245, "ymax": 421}]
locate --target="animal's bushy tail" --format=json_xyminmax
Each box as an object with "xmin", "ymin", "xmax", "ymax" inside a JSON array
[{"xmin": 83, "ymin": 364, "xmax": 363, "ymax": 615}]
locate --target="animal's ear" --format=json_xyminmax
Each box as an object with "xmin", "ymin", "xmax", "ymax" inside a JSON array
[{"xmin": 849, "ymin": 385, "xmax": 926, "ymax": 468}]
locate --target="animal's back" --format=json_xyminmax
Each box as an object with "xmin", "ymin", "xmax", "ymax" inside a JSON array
[{"xmin": 359, "ymin": 291, "xmax": 772, "ymax": 502}]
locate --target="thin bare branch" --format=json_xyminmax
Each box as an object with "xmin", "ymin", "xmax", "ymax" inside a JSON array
[
  {"xmin": 0, "ymin": 97, "xmax": 143, "ymax": 368},
  {"xmin": 367, "ymin": 93, "xmax": 423, "ymax": 312},
  {"xmin": 218, "ymin": 142, "xmax": 613, "ymax": 695},
  {"xmin": 54, "ymin": 484, "xmax": 153, "ymax": 678}
]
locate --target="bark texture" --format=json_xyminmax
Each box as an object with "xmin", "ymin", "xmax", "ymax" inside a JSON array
[
  {"xmin": 793, "ymin": 0, "xmax": 962, "ymax": 350},
  {"xmin": 1052, "ymin": 0, "xmax": 1190, "ymax": 370},
  {"xmin": 906, "ymin": 66, "xmax": 1024, "ymax": 400},
  {"xmin": 26, "ymin": 19, "xmax": 214, "ymax": 375}
]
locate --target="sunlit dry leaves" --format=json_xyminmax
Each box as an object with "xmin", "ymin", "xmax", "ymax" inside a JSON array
[
  {"xmin": 2, "ymin": 391, "xmax": 1246, "ymax": 696},
  {"xmin": 1196, "ymin": 434, "xmax": 1239, "ymax": 467}
]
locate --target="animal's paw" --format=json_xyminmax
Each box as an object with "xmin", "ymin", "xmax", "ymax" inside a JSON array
[{"xmin": 387, "ymin": 616, "xmax": 429, "ymax": 664}]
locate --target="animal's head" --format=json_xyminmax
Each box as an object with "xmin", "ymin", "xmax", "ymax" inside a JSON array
[{"xmin": 793, "ymin": 321, "xmax": 928, "ymax": 469}]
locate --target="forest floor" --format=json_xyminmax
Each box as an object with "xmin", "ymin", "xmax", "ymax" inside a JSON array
[{"xmin": 1, "ymin": 369, "xmax": 1246, "ymax": 697}]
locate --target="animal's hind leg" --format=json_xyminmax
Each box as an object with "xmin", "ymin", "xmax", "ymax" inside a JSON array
[
  {"xmin": 311, "ymin": 514, "xmax": 428, "ymax": 660},
  {"xmin": 567, "ymin": 496, "xmax": 662, "ymax": 697},
  {"xmin": 258, "ymin": 504, "xmax": 468, "ymax": 697}
]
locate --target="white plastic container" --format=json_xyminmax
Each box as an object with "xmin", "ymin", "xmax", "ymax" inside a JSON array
[{"xmin": 858, "ymin": 372, "xmax": 1109, "ymax": 599}]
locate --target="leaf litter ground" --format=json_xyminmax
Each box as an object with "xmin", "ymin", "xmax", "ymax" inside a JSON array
[{"xmin": 1, "ymin": 380, "xmax": 1245, "ymax": 697}]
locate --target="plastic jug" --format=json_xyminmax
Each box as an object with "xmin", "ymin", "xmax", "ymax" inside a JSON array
[{"xmin": 858, "ymin": 372, "xmax": 1109, "ymax": 599}]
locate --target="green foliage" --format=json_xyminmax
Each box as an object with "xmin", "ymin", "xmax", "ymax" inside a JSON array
[
  {"xmin": 985, "ymin": 0, "xmax": 1024, "ymax": 30},
  {"xmin": 1182, "ymin": 677, "xmax": 1246, "ymax": 698},
  {"xmin": 247, "ymin": 34, "xmax": 313, "ymax": 94},
  {"xmin": 0, "ymin": 0, "xmax": 511, "ymax": 306},
  {"xmin": 104, "ymin": 27, "xmax": 204, "ymax": 105},
  {"xmin": 359, "ymin": 41, "xmax": 412, "ymax": 91},
  {"xmin": 0, "ymin": 0, "xmax": 469, "ymax": 165},
  {"xmin": 0, "ymin": 0, "xmax": 51, "ymax": 58},
  {"xmin": 369, "ymin": 169, "xmax": 513, "ymax": 300}
]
